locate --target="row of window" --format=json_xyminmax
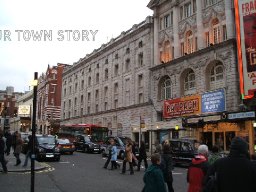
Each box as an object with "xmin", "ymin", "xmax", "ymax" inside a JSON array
[
  {"xmin": 160, "ymin": 61, "xmax": 224, "ymax": 100},
  {"xmin": 62, "ymin": 92, "xmax": 144, "ymax": 119},
  {"xmin": 63, "ymin": 71, "xmax": 144, "ymax": 97},
  {"xmin": 64, "ymin": 52, "xmax": 144, "ymax": 86},
  {"xmin": 160, "ymin": 19, "xmax": 226, "ymax": 63},
  {"xmin": 159, "ymin": 0, "xmax": 220, "ymax": 30}
]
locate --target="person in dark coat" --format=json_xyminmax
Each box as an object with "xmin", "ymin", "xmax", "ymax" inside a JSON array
[
  {"xmin": 4, "ymin": 130, "xmax": 12, "ymax": 156},
  {"xmin": 161, "ymin": 142, "xmax": 174, "ymax": 192},
  {"xmin": 187, "ymin": 144, "xmax": 209, "ymax": 192},
  {"xmin": 203, "ymin": 137, "xmax": 256, "ymax": 192},
  {"xmin": 103, "ymin": 138, "xmax": 113, "ymax": 169},
  {"xmin": 137, "ymin": 141, "xmax": 148, "ymax": 171},
  {"xmin": 143, "ymin": 153, "xmax": 167, "ymax": 192},
  {"xmin": 0, "ymin": 130, "xmax": 8, "ymax": 173}
]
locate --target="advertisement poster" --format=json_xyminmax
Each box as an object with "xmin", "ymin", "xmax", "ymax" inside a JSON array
[
  {"xmin": 235, "ymin": 0, "xmax": 256, "ymax": 98},
  {"xmin": 201, "ymin": 89, "xmax": 226, "ymax": 113},
  {"xmin": 163, "ymin": 95, "xmax": 201, "ymax": 118}
]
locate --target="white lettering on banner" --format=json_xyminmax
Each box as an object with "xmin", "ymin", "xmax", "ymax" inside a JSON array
[{"xmin": 228, "ymin": 111, "xmax": 255, "ymax": 119}]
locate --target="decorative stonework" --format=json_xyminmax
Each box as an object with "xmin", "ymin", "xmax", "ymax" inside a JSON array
[{"xmin": 202, "ymin": 2, "xmax": 225, "ymax": 24}]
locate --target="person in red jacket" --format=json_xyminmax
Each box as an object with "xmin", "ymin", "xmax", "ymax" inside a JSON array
[{"xmin": 187, "ymin": 144, "xmax": 209, "ymax": 192}]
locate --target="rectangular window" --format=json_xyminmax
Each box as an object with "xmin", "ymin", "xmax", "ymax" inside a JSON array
[
  {"xmin": 205, "ymin": 32, "xmax": 210, "ymax": 46},
  {"xmin": 187, "ymin": 36, "xmax": 193, "ymax": 54},
  {"xmin": 181, "ymin": 42, "xmax": 185, "ymax": 56},
  {"xmin": 95, "ymin": 90, "xmax": 99, "ymax": 100},
  {"xmin": 184, "ymin": 3, "xmax": 192, "ymax": 18},
  {"xmin": 139, "ymin": 93, "xmax": 143, "ymax": 104},
  {"xmin": 104, "ymin": 86, "xmax": 108, "ymax": 98},
  {"xmin": 80, "ymin": 108, "xmax": 83, "ymax": 116},
  {"xmin": 193, "ymin": 0, "xmax": 197, "ymax": 13},
  {"xmin": 114, "ymin": 99, "xmax": 118, "ymax": 109},
  {"xmin": 138, "ymin": 53, "xmax": 143, "ymax": 66},
  {"xmin": 170, "ymin": 11, "xmax": 173, "ymax": 25},
  {"xmin": 114, "ymin": 83, "xmax": 118, "ymax": 94},
  {"xmin": 164, "ymin": 14, "xmax": 170, "ymax": 28},
  {"xmin": 223, "ymin": 25, "xmax": 227, "ymax": 41},
  {"xmin": 104, "ymin": 102, "xmax": 108, "ymax": 111},
  {"xmin": 160, "ymin": 17, "xmax": 163, "ymax": 30},
  {"xmin": 213, "ymin": 26, "xmax": 220, "ymax": 44},
  {"xmin": 88, "ymin": 92, "xmax": 91, "ymax": 102},
  {"xmin": 180, "ymin": 6, "xmax": 183, "ymax": 20},
  {"xmin": 138, "ymin": 74, "xmax": 143, "ymax": 87},
  {"xmin": 114, "ymin": 65, "xmax": 119, "ymax": 76}
]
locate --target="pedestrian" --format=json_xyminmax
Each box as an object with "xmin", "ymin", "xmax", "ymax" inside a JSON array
[
  {"xmin": 4, "ymin": 130, "xmax": 12, "ymax": 156},
  {"xmin": 161, "ymin": 142, "xmax": 174, "ymax": 192},
  {"xmin": 103, "ymin": 138, "xmax": 113, "ymax": 169},
  {"xmin": 155, "ymin": 140, "xmax": 162, "ymax": 154},
  {"xmin": 208, "ymin": 145, "xmax": 221, "ymax": 165},
  {"xmin": 132, "ymin": 141, "xmax": 138, "ymax": 167},
  {"xmin": 121, "ymin": 139, "xmax": 134, "ymax": 175},
  {"xmin": 142, "ymin": 153, "xmax": 167, "ymax": 192},
  {"xmin": 23, "ymin": 135, "xmax": 36, "ymax": 167},
  {"xmin": 14, "ymin": 132, "xmax": 23, "ymax": 166},
  {"xmin": 0, "ymin": 130, "xmax": 8, "ymax": 173},
  {"xmin": 203, "ymin": 137, "xmax": 256, "ymax": 192},
  {"xmin": 187, "ymin": 144, "xmax": 209, "ymax": 192},
  {"xmin": 110, "ymin": 139, "xmax": 119, "ymax": 170},
  {"xmin": 137, "ymin": 140, "xmax": 148, "ymax": 171},
  {"xmin": 12, "ymin": 131, "xmax": 18, "ymax": 151}
]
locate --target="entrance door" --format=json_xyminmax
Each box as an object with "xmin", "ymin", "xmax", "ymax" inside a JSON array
[
  {"xmin": 202, "ymin": 132, "xmax": 213, "ymax": 150},
  {"xmin": 215, "ymin": 132, "xmax": 224, "ymax": 151}
]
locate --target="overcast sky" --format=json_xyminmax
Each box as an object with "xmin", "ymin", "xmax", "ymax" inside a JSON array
[{"xmin": 0, "ymin": 0, "xmax": 153, "ymax": 92}]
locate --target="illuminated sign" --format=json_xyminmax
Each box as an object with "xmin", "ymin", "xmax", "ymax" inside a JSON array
[
  {"xmin": 163, "ymin": 95, "xmax": 201, "ymax": 118},
  {"xmin": 18, "ymin": 105, "xmax": 30, "ymax": 116},
  {"xmin": 235, "ymin": 0, "xmax": 256, "ymax": 99}
]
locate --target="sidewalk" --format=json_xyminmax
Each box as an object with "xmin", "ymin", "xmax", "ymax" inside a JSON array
[{"xmin": 0, "ymin": 152, "xmax": 48, "ymax": 173}]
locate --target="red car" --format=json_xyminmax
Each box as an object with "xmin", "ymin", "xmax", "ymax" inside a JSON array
[{"xmin": 57, "ymin": 138, "xmax": 76, "ymax": 155}]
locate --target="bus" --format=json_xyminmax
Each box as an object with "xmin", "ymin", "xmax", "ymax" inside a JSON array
[{"xmin": 58, "ymin": 124, "xmax": 109, "ymax": 144}]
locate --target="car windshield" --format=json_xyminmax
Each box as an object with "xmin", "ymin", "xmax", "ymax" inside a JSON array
[
  {"xmin": 58, "ymin": 139, "xmax": 70, "ymax": 144},
  {"xmin": 37, "ymin": 136, "xmax": 56, "ymax": 145}
]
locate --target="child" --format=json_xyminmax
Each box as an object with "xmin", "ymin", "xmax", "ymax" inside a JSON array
[
  {"xmin": 142, "ymin": 153, "xmax": 167, "ymax": 192},
  {"xmin": 110, "ymin": 139, "xmax": 118, "ymax": 170}
]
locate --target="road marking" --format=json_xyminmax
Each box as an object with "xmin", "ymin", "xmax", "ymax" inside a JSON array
[{"xmin": 59, "ymin": 161, "xmax": 70, "ymax": 164}]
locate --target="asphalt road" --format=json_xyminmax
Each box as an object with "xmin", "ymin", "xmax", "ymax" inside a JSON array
[{"xmin": 0, "ymin": 152, "xmax": 188, "ymax": 192}]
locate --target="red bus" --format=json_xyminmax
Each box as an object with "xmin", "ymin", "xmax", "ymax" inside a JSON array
[{"xmin": 58, "ymin": 124, "xmax": 108, "ymax": 144}]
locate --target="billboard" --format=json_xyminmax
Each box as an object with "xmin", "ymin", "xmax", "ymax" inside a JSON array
[
  {"xmin": 163, "ymin": 95, "xmax": 201, "ymax": 118},
  {"xmin": 201, "ymin": 89, "xmax": 226, "ymax": 113},
  {"xmin": 235, "ymin": 0, "xmax": 256, "ymax": 99}
]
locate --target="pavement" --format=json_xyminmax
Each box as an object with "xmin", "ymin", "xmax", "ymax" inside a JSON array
[{"xmin": 0, "ymin": 152, "xmax": 48, "ymax": 173}]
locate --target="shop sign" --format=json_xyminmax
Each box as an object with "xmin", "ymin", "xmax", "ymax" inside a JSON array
[
  {"xmin": 228, "ymin": 111, "xmax": 255, "ymax": 120},
  {"xmin": 201, "ymin": 89, "xmax": 226, "ymax": 113},
  {"xmin": 18, "ymin": 105, "xmax": 30, "ymax": 116},
  {"xmin": 163, "ymin": 95, "xmax": 201, "ymax": 118},
  {"xmin": 187, "ymin": 115, "xmax": 221, "ymax": 124}
]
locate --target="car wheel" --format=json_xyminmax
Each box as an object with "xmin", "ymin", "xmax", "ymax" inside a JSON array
[
  {"xmin": 70, "ymin": 152, "xmax": 73, "ymax": 155},
  {"xmin": 56, "ymin": 157, "xmax": 60, "ymax": 161}
]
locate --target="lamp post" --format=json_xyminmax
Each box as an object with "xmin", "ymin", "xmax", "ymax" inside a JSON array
[{"xmin": 31, "ymin": 72, "xmax": 38, "ymax": 192}]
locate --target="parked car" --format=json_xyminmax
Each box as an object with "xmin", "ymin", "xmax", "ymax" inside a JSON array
[
  {"xmin": 57, "ymin": 138, "xmax": 76, "ymax": 155},
  {"xmin": 101, "ymin": 136, "xmax": 125, "ymax": 159},
  {"xmin": 169, "ymin": 138, "xmax": 197, "ymax": 166},
  {"xmin": 73, "ymin": 134, "xmax": 101, "ymax": 153},
  {"xmin": 36, "ymin": 134, "xmax": 61, "ymax": 161}
]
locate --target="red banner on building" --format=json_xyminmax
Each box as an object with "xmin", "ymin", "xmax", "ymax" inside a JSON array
[
  {"xmin": 235, "ymin": 0, "xmax": 256, "ymax": 99},
  {"xmin": 163, "ymin": 95, "xmax": 201, "ymax": 118}
]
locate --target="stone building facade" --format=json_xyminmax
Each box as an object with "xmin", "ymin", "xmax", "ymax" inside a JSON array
[
  {"xmin": 61, "ymin": 17, "xmax": 154, "ymax": 144},
  {"xmin": 60, "ymin": 0, "xmax": 255, "ymax": 153}
]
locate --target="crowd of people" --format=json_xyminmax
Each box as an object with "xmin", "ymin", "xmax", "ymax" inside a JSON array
[
  {"xmin": 0, "ymin": 129, "xmax": 35, "ymax": 173},
  {"xmin": 2, "ymin": 129, "xmax": 256, "ymax": 192}
]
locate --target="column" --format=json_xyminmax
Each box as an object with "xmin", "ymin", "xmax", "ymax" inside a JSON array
[
  {"xmin": 173, "ymin": 6, "xmax": 180, "ymax": 58},
  {"xmin": 224, "ymin": 0, "xmax": 235, "ymax": 39},
  {"xmin": 153, "ymin": 9, "xmax": 160, "ymax": 65},
  {"xmin": 196, "ymin": 0, "xmax": 204, "ymax": 50}
]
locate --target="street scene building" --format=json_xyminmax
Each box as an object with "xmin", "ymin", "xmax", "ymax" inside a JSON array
[
  {"xmin": 0, "ymin": 86, "xmax": 23, "ymax": 132},
  {"xmin": 60, "ymin": 0, "xmax": 256, "ymax": 153},
  {"xmin": 37, "ymin": 63, "xmax": 70, "ymax": 134}
]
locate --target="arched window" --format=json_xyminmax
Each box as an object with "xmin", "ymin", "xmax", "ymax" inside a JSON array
[
  {"xmin": 160, "ymin": 76, "xmax": 172, "ymax": 100},
  {"xmin": 184, "ymin": 69, "xmax": 195, "ymax": 92},
  {"xmin": 210, "ymin": 62, "xmax": 224, "ymax": 90}
]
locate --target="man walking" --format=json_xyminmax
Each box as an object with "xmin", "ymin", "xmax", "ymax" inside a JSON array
[{"xmin": 0, "ymin": 130, "xmax": 8, "ymax": 173}]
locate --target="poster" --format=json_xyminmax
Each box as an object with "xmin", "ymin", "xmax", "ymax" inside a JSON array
[{"xmin": 235, "ymin": 0, "xmax": 256, "ymax": 98}]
